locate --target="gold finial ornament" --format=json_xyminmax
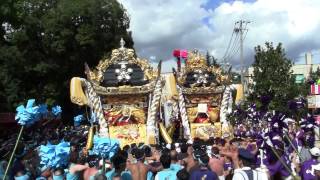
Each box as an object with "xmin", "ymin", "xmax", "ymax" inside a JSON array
[{"xmin": 185, "ymin": 50, "xmax": 208, "ymax": 71}]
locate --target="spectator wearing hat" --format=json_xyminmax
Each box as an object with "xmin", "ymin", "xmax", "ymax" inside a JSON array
[
  {"xmin": 189, "ymin": 150, "xmax": 218, "ymax": 180},
  {"xmin": 300, "ymin": 147, "xmax": 320, "ymax": 180},
  {"xmin": 311, "ymin": 163, "xmax": 320, "ymax": 178},
  {"xmin": 232, "ymin": 148, "xmax": 268, "ymax": 180}
]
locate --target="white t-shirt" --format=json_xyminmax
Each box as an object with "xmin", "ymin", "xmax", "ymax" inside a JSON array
[{"xmin": 232, "ymin": 167, "xmax": 268, "ymax": 180}]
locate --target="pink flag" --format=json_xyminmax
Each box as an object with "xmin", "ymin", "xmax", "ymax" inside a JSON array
[{"xmin": 180, "ymin": 50, "xmax": 188, "ymax": 59}]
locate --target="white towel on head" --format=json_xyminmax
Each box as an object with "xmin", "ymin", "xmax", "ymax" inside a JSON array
[{"xmin": 166, "ymin": 144, "xmax": 171, "ymax": 150}]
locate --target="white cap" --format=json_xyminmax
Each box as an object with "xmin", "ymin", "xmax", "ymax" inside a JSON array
[
  {"xmin": 311, "ymin": 163, "xmax": 320, "ymax": 175},
  {"xmin": 187, "ymin": 139, "xmax": 193, "ymax": 144},
  {"xmin": 284, "ymin": 118, "xmax": 295, "ymax": 124},
  {"xmin": 310, "ymin": 147, "xmax": 320, "ymax": 156},
  {"xmin": 222, "ymin": 132, "xmax": 230, "ymax": 138}
]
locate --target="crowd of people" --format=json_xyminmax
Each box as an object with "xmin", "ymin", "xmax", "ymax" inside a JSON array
[{"xmin": 0, "ymin": 118, "xmax": 320, "ymax": 180}]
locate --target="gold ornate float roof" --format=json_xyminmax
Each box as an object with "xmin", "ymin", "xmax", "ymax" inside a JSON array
[
  {"xmin": 85, "ymin": 38, "xmax": 158, "ymax": 95},
  {"xmin": 177, "ymin": 49, "xmax": 230, "ymax": 94}
]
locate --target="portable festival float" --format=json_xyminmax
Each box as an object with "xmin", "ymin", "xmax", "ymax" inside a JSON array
[
  {"xmin": 166, "ymin": 49, "xmax": 237, "ymax": 142},
  {"xmin": 70, "ymin": 39, "xmax": 239, "ymax": 148}
]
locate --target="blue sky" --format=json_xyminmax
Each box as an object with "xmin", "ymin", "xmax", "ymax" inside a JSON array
[
  {"xmin": 119, "ymin": 0, "xmax": 320, "ymax": 71},
  {"xmin": 202, "ymin": 0, "xmax": 257, "ymax": 10}
]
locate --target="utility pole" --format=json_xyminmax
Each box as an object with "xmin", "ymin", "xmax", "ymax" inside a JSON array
[{"xmin": 235, "ymin": 20, "xmax": 250, "ymax": 97}]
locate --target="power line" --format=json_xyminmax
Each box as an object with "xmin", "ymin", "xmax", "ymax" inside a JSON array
[
  {"xmin": 227, "ymin": 29, "xmax": 248, "ymax": 61},
  {"xmin": 224, "ymin": 32, "xmax": 240, "ymax": 61},
  {"xmin": 222, "ymin": 22, "xmax": 249, "ymax": 63},
  {"xmin": 223, "ymin": 31, "xmax": 240, "ymax": 61},
  {"xmin": 221, "ymin": 23, "xmax": 237, "ymax": 60}
]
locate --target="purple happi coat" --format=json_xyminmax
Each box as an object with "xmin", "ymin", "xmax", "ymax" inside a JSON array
[{"xmin": 300, "ymin": 158, "xmax": 319, "ymax": 180}]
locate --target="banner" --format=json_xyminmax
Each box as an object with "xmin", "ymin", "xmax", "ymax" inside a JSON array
[
  {"xmin": 311, "ymin": 84, "xmax": 320, "ymax": 95},
  {"xmin": 307, "ymin": 95, "xmax": 320, "ymax": 108}
]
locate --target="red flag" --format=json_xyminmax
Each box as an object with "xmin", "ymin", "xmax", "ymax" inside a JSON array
[{"xmin": 173, "ymin": 49, "xmax": 180, "ymax": 58}]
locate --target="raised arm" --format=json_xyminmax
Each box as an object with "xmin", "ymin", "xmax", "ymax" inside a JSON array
[{"xmin": 69, "ymin": 164, "xmax": 89, "ymax": 174}]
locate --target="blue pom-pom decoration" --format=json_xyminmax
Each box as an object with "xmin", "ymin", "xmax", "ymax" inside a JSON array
[
  {"xmin": 92, "ymin": 135, "xmax": 120, "ymax": 159},
  {"xmin": 39, "ymin": 141, "xmax": 70, "ymax": 169},
  {"xmin": 73, "ymin": 114, "xmax": 85, "ymax": 126},
  {"xmin": 52, "ymin": 105, "xmax": 62, "ymax": 118},
  {"xmin": 15, "ymin": 99, "xmax": 48, "ymax": 126}
]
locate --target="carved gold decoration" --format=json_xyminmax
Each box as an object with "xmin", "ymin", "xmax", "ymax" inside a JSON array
[
  {"xmin": 186, "ymin": 107, "xmax": 220, "ymax": 123},
  {"xmin": 190, "ymin": 123, "xmax": 221, "ymax": 139},
  {"xmin": 131, "ymin": 108, "xmax": 146, "ymax": 124},
  {"xmin": 187, "ymin": 107, "xmax": 197, "ymax": 123},
  {"xmin": 181, "ymin": 84, "xmax": 225, "ymax": 95},
  {"xmin": 185, "ymin": 50, "xmax": 208, "ymax": 71},
  {"xmin": 109, "ymin": 124, "xmax": 147, "ymax": 148},
  {"xmin": 93, "ymin": 82, "xmax": 156, "ymax": 96},
  {"xmin": 102, "ymin": 96, "xmax": 147, "ymax": 105},
  {"xmin": 104, "ymin": 105, "xmax": 146, "ymax": 125},
  {"xmin": 208, "ymin": 108, "xmax": 219, "ymax": 123},
  {"xmin": 186, "ymin": 94, "xmax": 222, "ymax": 105},
  {"xmin": 176, "ymin": 50, "xmax": 231, "ymax": 93}
]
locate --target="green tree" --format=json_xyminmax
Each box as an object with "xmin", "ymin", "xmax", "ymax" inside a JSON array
[
  {"xmin": 248, "ymin": 42, "xmax": 300, "ymax": 112},
  {"xmin": 0, "ymin": 0, "xmax": 133, "ymax": 112},
  {"xmin": 206, "ymin": 51, "xmax": 220, "ymax": 67},
  {"xmin": 231, "ymin": 72, "xmax": 241, "ymax": 84},
  {"xmin": 308, "ymin": 67, "xmax": 320, "ymax": 84}
]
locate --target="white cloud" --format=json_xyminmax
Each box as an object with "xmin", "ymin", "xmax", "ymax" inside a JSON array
[{"xmin": 119, "ymin": 0, "xmax": 320, "ymax": 71}]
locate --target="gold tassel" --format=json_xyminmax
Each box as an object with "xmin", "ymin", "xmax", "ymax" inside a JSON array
[
  {"xmin": 70, "ymin": 77, "xmax": 88, "ymax": 106},
  {"xmin": 167, "ymin": 124, "xmax": 176, "ymax": 137},
  {"xmin": 86, "ymin": 126, "xmax": 95, "ymax": 150},
  {"xmin": 159, "ymin": 122, "xmax": 172, "ymax": 144}
]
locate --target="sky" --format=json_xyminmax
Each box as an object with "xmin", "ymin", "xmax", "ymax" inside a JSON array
[{"xmin": 118, "ymin": 0, "xmax": 320, "ymax": 72}]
